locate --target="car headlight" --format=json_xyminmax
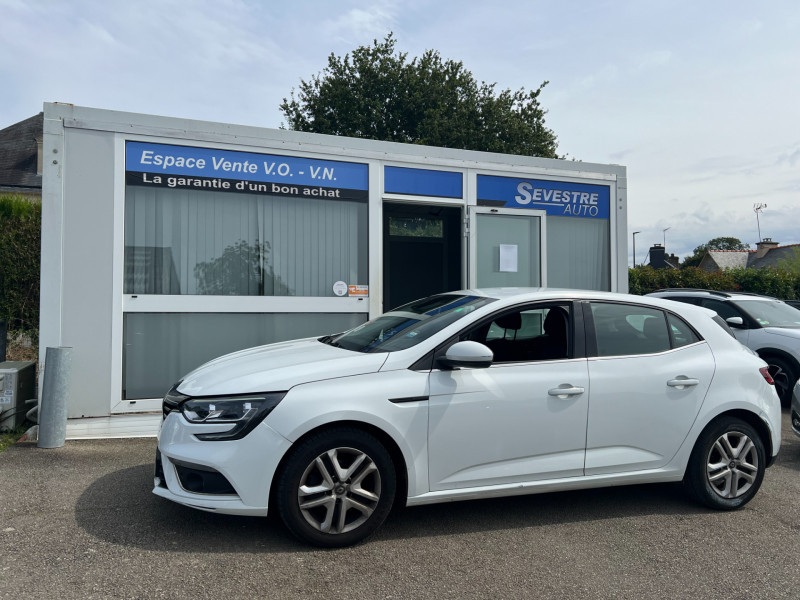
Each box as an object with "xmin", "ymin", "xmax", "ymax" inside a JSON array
[{"xmin": 178, "ymin": 392, "xmax": 287, "ymax": 441}]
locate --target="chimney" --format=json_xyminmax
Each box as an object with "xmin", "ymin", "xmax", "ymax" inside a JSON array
[
  {"xmin": 756, "ymin": 238, "xmax": 779, "ymax": 258},
  {"xmin": 666, "ymin": 253, "xmax": 680, "ymax": 269},
  {"xmin": 648, "ymin": 244, "xmax": 667, "ymax": 269}
]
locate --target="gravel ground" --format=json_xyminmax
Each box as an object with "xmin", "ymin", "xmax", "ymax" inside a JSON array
[{"xmin": 1, "ymin": 410, "xmax": 799, "ymax": 600}]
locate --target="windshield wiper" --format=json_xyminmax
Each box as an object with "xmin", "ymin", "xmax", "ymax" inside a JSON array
[{"xmin": 318, "ymin": 335, "xmax": 340, "ymax": 347}]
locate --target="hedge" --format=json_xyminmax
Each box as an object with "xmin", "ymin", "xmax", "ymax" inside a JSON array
[
  {"xmin": 0, "ymin": 195, "xmax": 41, "ymax": 334},
  {"xmin": 629, "ymin": 265, "xmax": 800, "ymax": 299}
]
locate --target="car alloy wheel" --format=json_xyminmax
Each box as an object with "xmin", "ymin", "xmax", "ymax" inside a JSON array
[
  {"xmin": 684, "ymin": 417, "xmax": 765, "ymax": 510},
  {"xmin": 297, "ymin": 446, "xmax": 381, "ymax": 534},
  {"xmin": 705, "ymin": 431, "xmax": 759, "ymax": 499},
  {"xmin": 276, "ymin": 427, "xmax": 396, "ymax": 547}
]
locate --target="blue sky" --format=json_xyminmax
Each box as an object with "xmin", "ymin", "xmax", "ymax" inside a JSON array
[{"xmin": 2, "ymin": 0, "xmax": 798, "ymax": 262}]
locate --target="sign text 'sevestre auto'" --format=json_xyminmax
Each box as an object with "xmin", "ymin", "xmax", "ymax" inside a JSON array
[{"xmin": 477, "ymin": 174, "xmax": 610, "ymax": 219}]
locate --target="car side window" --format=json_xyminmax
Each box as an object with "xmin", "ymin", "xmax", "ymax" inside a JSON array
[
  {"xmin": 700, "ymin": 299, "xmax": 742, "ymax": 322},
  {"xmin": 590, "ymin": 303, "xmax": 671, "ymax": 357},
  {"xmin": 667, "ymin": 314, "xmax": 701, "ymax": 347},
  {"xmin": 463, "ymin": 304, "xmax": 571, "ymax": 363}
]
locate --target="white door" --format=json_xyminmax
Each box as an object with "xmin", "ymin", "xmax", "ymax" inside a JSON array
[
  {"xmin": 427, "ymin": 302, "xmax": 588, "ymax": 491},
  {"xmin": 584, "ymin": 302, "xmax": 715, "ymax": 474},
  {"xmin": 468, "ymin": 206, "xmax": 546, "ymax": 288}
]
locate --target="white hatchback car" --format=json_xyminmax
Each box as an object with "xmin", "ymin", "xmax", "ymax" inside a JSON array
[{"xmin": 154, "ymin": 289, "xmax": 781, "ymax": 547}]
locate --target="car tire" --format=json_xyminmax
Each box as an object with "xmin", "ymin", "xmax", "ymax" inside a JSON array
[
  {"xmin": 764, "ymin": 355, "xmax": 796, "ymax": 406},
  {"xmin": 275, "ymin": 427, "xmax": 396, "ymax": 547},
  {"xmin": 684, "ymin": 417, "xmax": 765, "ymax": 510}
]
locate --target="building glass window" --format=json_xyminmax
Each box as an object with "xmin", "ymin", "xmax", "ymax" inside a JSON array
[
  {"xmin": 123, "ymin": 312, "xmax": 367, "ymax": 399},
  {"xmin": 124, "ymin": 187, "xmax": 368, "ymax": 296},
  {"xmin": 546, "ymin": 216, "xmax": 610, "ymax": 291}
]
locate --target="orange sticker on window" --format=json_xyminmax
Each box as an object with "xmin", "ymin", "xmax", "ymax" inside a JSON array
[{"xmin": 348, "ymin": 285, "xmax": 369, "ymax": 296}]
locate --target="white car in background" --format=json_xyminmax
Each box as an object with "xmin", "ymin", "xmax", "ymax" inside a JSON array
[
  {"xmin": 154, "ymin": 289, "xmax": 781, "ymax": 547},
  {"xmin": 646, "ymin": 289, "xmax": 800, "ymax": 405}
]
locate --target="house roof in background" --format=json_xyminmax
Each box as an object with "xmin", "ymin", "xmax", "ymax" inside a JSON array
[
  {"xmin": 700, "ymin": 244, "xmax": 800, "ymax": 271},
  {"xmin": 704, "ymin": 250, "xmax": 749, "ymax": 270},
  {"xmin": 0, "ymin": 112, "xmax": 42, "ymax": 193},
  {"xmin": 748, "ymin": 244, "xmax": 800, "ymax": 269}
]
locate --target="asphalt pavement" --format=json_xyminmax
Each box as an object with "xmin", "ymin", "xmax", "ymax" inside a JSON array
[{"xmin": 1, "ymin": 411, "xmax": 799, "ymax": 600}]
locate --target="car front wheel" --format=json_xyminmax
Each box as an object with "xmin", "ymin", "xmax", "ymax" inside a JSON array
[
  {"xmin": 275, "ymin": 427, "xmax": 396, "ymax": 547},
  {"xmin": 684, "ymin": 417, "xmax": 765, "ymax": 510}
]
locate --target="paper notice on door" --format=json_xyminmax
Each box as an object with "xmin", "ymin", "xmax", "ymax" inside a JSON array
[{"xmin": 499, "ymin": 244, "xmax": 518, "ymax": 272}]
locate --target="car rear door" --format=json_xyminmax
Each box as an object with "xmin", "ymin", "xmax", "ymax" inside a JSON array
[{"xmin": 583, "ymin": 301, "xmax": 715, "ymax": 475}]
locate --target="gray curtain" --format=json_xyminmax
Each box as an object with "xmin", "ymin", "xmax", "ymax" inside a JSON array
[
  {"xmin": 124, "ymin": 187, "xmax": 367, "ymax": 296},
  {"xmin": 546, "ymin": 216, "xmax": 610, "ymax": 290}
]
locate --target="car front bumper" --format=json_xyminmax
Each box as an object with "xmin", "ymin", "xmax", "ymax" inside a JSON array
[
  {"xmin": 153, "ymin": 412, "xmax": 293, "ymax": 516},
  {"xmin": 792, "ymin": 380, "xmax": 800, "ymax": 438}
]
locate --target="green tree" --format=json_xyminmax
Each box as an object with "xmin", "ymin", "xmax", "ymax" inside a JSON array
[
  {"xmin": 280, "ymin": 33, "xmax": 560, "ymax": 158},
  {"xmin": 0, "ymin": 194, "xmax": 41, "ymax": 334},
  {"xmin": 681, "ymin": 236, "xmax": 750, "ymax": 268}
]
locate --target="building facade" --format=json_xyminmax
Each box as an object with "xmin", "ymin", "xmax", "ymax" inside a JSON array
[{"xmin": 40, "ymin": 103, "xmax": 628, "ymax": 438}]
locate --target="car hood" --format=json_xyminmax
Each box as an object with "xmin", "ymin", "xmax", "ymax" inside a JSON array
[{"xmin": 176, "ymin": 338, "xmax": 389, "ymax": 397}]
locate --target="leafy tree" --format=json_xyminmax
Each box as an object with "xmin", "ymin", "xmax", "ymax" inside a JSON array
[
  {"xmin": 0, "ymin": 194, "xmax": 40, "ymax": 334},
  {"xmin": 681, "ymin": 236, "xmax": 750, "ymax": 268},
  {"xmin": 280, "ymin": 34, "xmax": 560, "ymax": 157}
]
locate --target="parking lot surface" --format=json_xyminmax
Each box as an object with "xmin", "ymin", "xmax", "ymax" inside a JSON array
[{"xmin": 2, "ymin": 411, "xmax": 799, "ymax": 600}]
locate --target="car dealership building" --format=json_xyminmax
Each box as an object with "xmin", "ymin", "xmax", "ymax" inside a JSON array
[{"xmin": 38, "ymin": 103, "xmax": 628, "ymax": 438}]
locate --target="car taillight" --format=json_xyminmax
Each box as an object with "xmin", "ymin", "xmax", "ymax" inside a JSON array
[{"xmin": 759, "ymin": 366, "xmax": 775, "ymax": 385}]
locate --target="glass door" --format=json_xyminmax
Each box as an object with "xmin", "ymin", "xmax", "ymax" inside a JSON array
[{"xmin": 469, "ymin": 206, "xmax": 545, "ymax": 288}]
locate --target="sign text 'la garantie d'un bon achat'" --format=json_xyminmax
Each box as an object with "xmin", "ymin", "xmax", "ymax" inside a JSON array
[{"xmin": 125, "ymin": 142, "xmax": 369, "ymax": 201}]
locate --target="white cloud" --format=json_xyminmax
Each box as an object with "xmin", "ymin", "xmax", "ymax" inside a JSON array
[{"xmin": 2, "ymin": 0, "xmax": 799, "ymax": 257}]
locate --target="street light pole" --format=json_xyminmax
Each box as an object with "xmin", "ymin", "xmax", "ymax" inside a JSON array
[
  {"xmin": 632, "ymin": 231, "xmax": 641, "ymax": 268},
  {"xmin": 662, "ymin": 227, "xmax": 671, "ymax": 248}
]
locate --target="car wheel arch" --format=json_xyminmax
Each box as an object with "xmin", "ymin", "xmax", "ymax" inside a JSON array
[
  {"xmin": 756, "ymin": 347, "xmax": 799, "ymax": 374},
  {"xmin": 756, "ymin": 348, "xmax": 799, "ymax": 404},
  {"xmin": 269, "ymin": 420, "xmax": 409, "ymax": 514},
  {"xmin": 689, "ymin": 409, "xmax": 774, "ymax": 473}
]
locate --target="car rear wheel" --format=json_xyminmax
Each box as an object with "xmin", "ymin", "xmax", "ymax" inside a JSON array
[
  {"xmin": 684, "ymin": 417, "xmax": 765, "ymax": 510},
  {"xmin": 765, "ymin": 356, "xmax": 796, "ymax": 406},
  {"xmin": 275, "ymin": 427, "xmax": 396, "ymax": 547}
]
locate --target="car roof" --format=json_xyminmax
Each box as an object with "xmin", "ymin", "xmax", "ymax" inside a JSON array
[
  {"xmin": 442, "ymin": 287, "xmax": 718, "ymax": 315},
  {"xmin": 647, "ymin": 288, "xmax": 778, "ymax": 301}
]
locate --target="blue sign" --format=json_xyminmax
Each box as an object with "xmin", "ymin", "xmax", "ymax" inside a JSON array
[
  {"xmin": 125, "ymin": 142, "xmax": 369, "ymax": 200},
  {"xmin": 384, "ymin": 166, "xmax": 462, "ymax": 198},
  {"xmin": 477, "ymin": 175, "xmax": 610, "ymax": 219}
]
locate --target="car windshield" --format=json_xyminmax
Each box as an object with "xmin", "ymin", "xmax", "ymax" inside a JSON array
[
  {"xmin": 733, "ymin": 299, "xmax": 800, "ymax": 328},
  {"xmin": 324, "ymin": 294, "xmax": 496, "ymax": 353}
]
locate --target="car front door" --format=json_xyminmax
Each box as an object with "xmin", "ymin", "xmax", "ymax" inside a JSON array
[
  {"xmin": 427, "ymin": 302, "xmax": 590, "ymax": 491},
  {"xmin": 583, "ymin": 301, "xmax": 715, "ymax": 475}
]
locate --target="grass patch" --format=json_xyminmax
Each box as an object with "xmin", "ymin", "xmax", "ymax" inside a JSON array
[{"xmin": 0, "ymin": 426, "xmax": 27, "ymax": 452}]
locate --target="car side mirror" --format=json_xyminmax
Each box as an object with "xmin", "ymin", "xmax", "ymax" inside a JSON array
[
  {"xmin": 726, "ymin": 316, "xmax": 745, "ymax": 328},
  {"xmin": 438, "ymin": 341, "xmax": 493, "ymax": 370}
]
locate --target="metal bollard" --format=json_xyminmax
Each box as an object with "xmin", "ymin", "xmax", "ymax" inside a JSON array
[{"xmin": 37, "ymin": 347, "xmax": 73, "ymax": 449}]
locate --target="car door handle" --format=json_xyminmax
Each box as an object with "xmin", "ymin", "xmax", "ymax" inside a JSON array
[
  {"xmin": 548, "ymin": 385, "xmax": 585, "ymax": 398},
  {"xmin": 667, "ymin": 377, "xmax": 700, "ymax": 389}
]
